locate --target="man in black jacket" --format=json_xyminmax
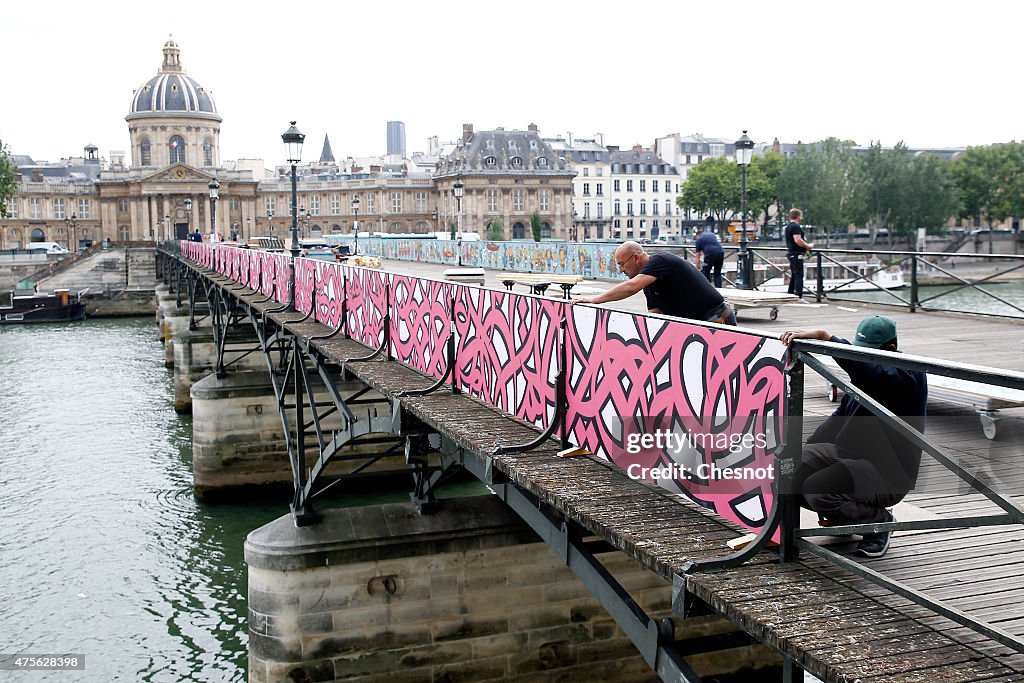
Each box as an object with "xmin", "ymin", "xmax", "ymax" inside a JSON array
[
  {"xmin": 780, "ymin": 316, "xmax": 927, "ymax": 557},
  {"xmin": 784, "ymin": 208, "xmax": 813, "ymax": 299}
]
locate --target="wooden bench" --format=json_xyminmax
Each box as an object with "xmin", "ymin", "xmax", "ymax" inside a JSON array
[
  {"xmin": 821, "ymin": 357, "xmax": 1024, "ymax": 439},
  {"xmin": 501, "ymin": 273, "xmax": 584, "ymax": 299}
]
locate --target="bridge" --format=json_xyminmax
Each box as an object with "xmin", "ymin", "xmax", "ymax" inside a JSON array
[{"xmin": 158, "ymin": 241, "xmax": 1024, "ymax": 682}]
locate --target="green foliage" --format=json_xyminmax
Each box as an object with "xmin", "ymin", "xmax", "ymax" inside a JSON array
[
  {"xmin": 530, "ymin": 210, "xmax": 542, "ymax": 242},
  {"xmin": 776, "ymin": 138, "xmax": 856, "ymax": 231},
  {"xmin": 678, "ymin": 155, "xmax": 775, "ymax": 227},
  {"xmin": 487, "ymin": 218, "xmax": 504, "ymax": 241},
  {"xmin": 0, "ymin": 140, "xmax": 15, "ymax": 218},
  {"xmin": 752, "ymin": 151, "xmax": 785, "ymax": 230},
  {"xmin": 951, "ymin": 142, "xmax": 1024, "ymax": 228}
]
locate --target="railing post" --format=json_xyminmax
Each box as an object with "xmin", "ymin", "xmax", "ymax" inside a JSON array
[
  {"xmin": 910, "ymin": 255, "xmax": 919, "ymax": 313},
  {"xmin": 779, "ymin": 354, "xmax": 804, "ymax": 564},
  {"xmin": 815, "ymin": 252, "xmax": 824, "ymax": 302}
]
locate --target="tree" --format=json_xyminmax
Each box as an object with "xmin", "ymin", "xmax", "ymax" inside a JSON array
[
  {"xmin": 752, "ymin": 151, "xmax": 785, "ymax": 234},
  {"xmin": 951, "ymin": 142, "xmax": 1024, "ymax": 233},
  {"xmin": 678, "ymin": 155, "xmax": 775, "ymax": 230},
  {"xmin": 530, "ymin": 210, "xmax": 542, "ymax": 242},
  {"xmin": 776, "ymin": 138, "xmax": 857, "ymax": 235},
  {"xmin": 487, "ymin": 218, "xmax": 504, "ymax": 241},
  {"xmin": 0, "ymin": 140, "xmax": 15, "ymax": 218}
]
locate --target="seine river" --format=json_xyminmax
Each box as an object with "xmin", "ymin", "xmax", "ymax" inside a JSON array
[{"xmin": 0, "ymin": 318, "xmax": 424, "ymax": 682}]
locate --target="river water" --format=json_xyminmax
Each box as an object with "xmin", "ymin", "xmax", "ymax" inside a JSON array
[
  {"xmin": 829, "ymin": 280, "xmax": 1024, "ymax": 317},
  {"xmin": 0, "ymin": 318, "xmax": 430, "ymax": 682}
]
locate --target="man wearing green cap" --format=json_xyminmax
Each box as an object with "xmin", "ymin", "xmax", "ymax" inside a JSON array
[{"xmin": 780, "ymin": 316, "xmax": 928, "ymax": 558}]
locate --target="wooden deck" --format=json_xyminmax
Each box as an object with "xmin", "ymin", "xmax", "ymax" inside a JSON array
[{"xmin": 190, "ymin": 258, "xmax": 1024, "ymax": 682}]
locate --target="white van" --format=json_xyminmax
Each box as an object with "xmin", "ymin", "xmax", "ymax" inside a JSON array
[{"xmin": 28, "ymin": 242, "xmax": 70, "ymax": 255}]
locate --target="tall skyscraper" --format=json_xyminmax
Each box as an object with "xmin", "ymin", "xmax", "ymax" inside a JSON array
[{"xmin": 387, "ymin": 121, "xmax": 406, "ymax": 158}]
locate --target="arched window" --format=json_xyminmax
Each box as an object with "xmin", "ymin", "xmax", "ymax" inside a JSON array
[
  {"xmin": 512, "ymin": 222, "xmax": 526, "ymax": 240},
  {"xmin": 203, "ymin": 138, "xmax": 213, "ymax": 166},
  {"xmin": 541, "ymin": 223, "xmax": 551, "ymax": 239},
  {"xmin": 169, "ymin": 135, "xmax": 186, "ymax": 164},
  {"xmin": 140, "ymin": 138, "xmax": 151, "ymax": 166},
  {"xmin": 627, "ymin": 200, "xmax": 634, "ymax": 215},
  {"xmin": 484, "ymin": 156, "xmax": 497, "ymax": 167},
  {"xmin": 510, "ymin": 156, "xmax": 523, "ymax": 168},
  {"xmin": 535, "ymin": 157, "xmax": 548, "ymax": 168},
  {"xmin": 30, "ymin": 228, "xmax": 45, "ymax": 242}
]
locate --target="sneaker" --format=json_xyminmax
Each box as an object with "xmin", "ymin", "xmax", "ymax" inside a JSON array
[{"xmin": 856, "ymin": 510, "xmax": 894, "ymax": 558}]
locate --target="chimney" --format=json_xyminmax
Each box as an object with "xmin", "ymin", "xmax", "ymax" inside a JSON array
[
  {"xmin": 462, "ymin": 124, "xmax": 474, "ymax": 144},
  {"xmin": 632, "ymin": 144, "xmax": 644, "ymax": 153},
  {"xmin": 528, "ymin": 123, "xmax": 538, "ymax": 133}
]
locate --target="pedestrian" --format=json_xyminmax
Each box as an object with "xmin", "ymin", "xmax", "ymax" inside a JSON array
[
  {"xmin": 572, "ymin": 240, "xmax": 735, "ymax": 325},
  {"xmin": 694, "ymin": 225, "xmax": 725, "ymax": 288},
  {"xmin": 784, "ymin": 208, "xmax": 813, "ymax": 299},
  {"xmin": 779, "ymin": 316, "xmax": 927, "ymax": 558},
  {"xmin": 188, "ymin": 229, "xmax": 203, "ymax": 243}
]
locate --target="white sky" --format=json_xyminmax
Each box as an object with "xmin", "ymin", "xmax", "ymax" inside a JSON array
[{"xmin": 3, "ymin": 0, "xmax": 1020, "ymax": 167}]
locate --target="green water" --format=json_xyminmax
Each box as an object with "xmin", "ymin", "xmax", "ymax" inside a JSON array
[{"xmin": 0, "ymin": 318, "xmax": 480, "ymax": 681}]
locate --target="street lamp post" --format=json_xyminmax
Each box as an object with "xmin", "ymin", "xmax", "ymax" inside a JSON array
[
  {"xmin": 282, "ymin": 121, "xmax": 305, "ymax": 309},
  {"xmin": 734, "ymin": 131, "xmax": 755, "ymax": 289},
  {"xmin": 65, "ymin": 213, "xmax": 78, "ymax": 252},
  {"xmin": 453, "ymin": 180, "xmax": 464, "ymax": 266},
  {"xmin": 208, "ymin": 178, "xmax": 220, "ymax": 240},
  {"xmin": 184, "ymin": 198, "xmax": 193, "ymax": 237},
  {"xmin": 163, "ymin": 214, "xmax": 170, "ymax": 243},
  {"xmin": 351, "ymin": 196, "xmax": 360, "ymax": 255}
]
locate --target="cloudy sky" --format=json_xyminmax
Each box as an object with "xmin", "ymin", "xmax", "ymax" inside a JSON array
[{"xmin": 3, "ymin": 0, "xmax": 1019, "ymax": 167}]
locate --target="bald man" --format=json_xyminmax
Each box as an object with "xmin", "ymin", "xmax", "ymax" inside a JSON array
[{"xmin": 573, "ymin": 241, "xmax": 736, "ymax": 325}]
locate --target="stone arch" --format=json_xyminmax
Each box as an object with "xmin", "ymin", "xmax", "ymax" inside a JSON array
[{"xmin": 30, "ymin": 228, "xmax": 45, "ymax": 242}]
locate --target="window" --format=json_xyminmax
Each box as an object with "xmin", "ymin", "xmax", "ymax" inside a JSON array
[
  {"xmin": 639, "ymin": 180, "xmax": 646, "ymax": 192},
  {"xmin": 652, "ymin": 180, "xmax": 659, "ymax": 192},
  {"xmin": 488, "ymin": 189, "xmax": 499, "ymax": 212},
  {"xmin": 415, "ymin": 192, "xmax": 427, "ymax": 213},
  {"xmin": 513, "ymin": 189, "xmax": 524, "ymax": 212},
  {"xmin": 582, "ymin": 183, "xmax": 590, "ymax": 197},
  {"xmin": 541, "ymin": 223, "xmax": 551, "ymax": 239},
  {"xmin": 140, "ymin": 138, "xmax": 151, "ymax": 166},
  {"xmin": 53, "ymin": 198, "xmax": 66, "ymax": 220},
  {"xmin": 639, "ymin": 200, "xmax": 646, "ymax": 215},
  {"xmin": 665, "ymin": 200, "xmax": 672, "ymax": 216},
  {"xmin": 539, "ymin": 190, "xmax": 550, "ymax": 212},
  {"xmin": 77, "ymin": 198, "xmax": 92, "ymax": 219},
  {"xmin": 5, "ymin": 197, "xmax": 18, "ymax": 218},
  {"xmin": 613, "ymin": 179, "xmax": 620, "ymax": 192},
  {"xmin": 29, "ymin": 197, "xmax": 41, "ymax": 219},
  {"xmin": 230, "ymin": 197, "xmax": 240, "ymax": 211},
  {"xmin": 596, "ymin": 183, "xmax": 604, "ymax": 197},
  {"xmin": 582, "ymin": 167, "xmax": 589, "ymax": 177},
  {"xmin": 484, "ymin": 155, "xmax": 497, "ymax": 167},
  {"xmin": 169, "ymin": 135, "xmax": 186, "ymax": 164},
  {"xmin": 626, "ymin": 180, "xmax": 633, "ymax": 192},
  {"xmin": 583, "ymin": 202, "xmax": 590, "ymax": 219},
  {"xmin": 597, "ymin": 203, "xmax": 603, "ymax": 219},
  {"xmin": 391, "ymin": 192, "xmax": 402, "ymax": 213},
  {"xmin": 330, "ymin": 194, "xmax": 340, "ymax": 214},
  {"xmin": 653, "ymin": 202, "xmax": 659, "ymax": 215},
  {"xmin": 366, "ymin": 194, "xmax": 375, "ymax": 213},
  {"xmin": 536, "ymin": 157, "xmax": 548, "ymax": 167},
  {"xmin": 596, "ymin": 167, "xmax": 603, "ymax": 176},
  {"xmin": 120, "ymin": 226, "xmax": 130, "ymax": 241},
  {"xmin": 310, "ymin": 195, "xmax": 320, "ymax": 216},
  {"xmin": 117, "ymin": 198, "xmax": 128, "ymax": 213},
  {"xmin": 614, "ymin": 200, "xmax": 621, "ymax": 216},
  {"xmin": 203, "ymin": 138, "xmax": 213, "ymax": 166},
  {"xmin": 510, "ymin": 156, "xmax": 523, "ymax": 168},
  {"xmin": 265, "ymin": 196, "xmax": 276, "ymax": 216}
]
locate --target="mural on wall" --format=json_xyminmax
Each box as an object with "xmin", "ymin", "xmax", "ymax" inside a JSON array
[{"xmin": 184, "ymin": 244, "xmax": 786, "ymax": 532}]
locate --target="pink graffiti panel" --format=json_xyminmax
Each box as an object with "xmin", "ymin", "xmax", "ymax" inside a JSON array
[
  {"xmin": 272, "ymin": 254, "xmax": 290, "ymax": 303},
  {"xmin": 390, "ymin": 274, "xmax": 451, "ymax": 381},
  {"xmin": 294, "ymin": 258, "xmax": 316, "ymax": 314},
  {"xmin": 313, "ymin": 260, "xmax": 345, "ymax": 329},
  {"xmin": 566, "ymin": 306, "xmax": 786, "ymax": 529},
  {"xmin": 342, "ymin": 265, "xmax": 386, "ymax": 349}
]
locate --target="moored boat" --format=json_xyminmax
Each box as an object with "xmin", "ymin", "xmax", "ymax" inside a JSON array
[{"xmin": 0, "ymin": 288, "xmax": 88, "ymax": 324}]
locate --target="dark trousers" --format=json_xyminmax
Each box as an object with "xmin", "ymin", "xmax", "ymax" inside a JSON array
[
  {"xmin": 701, "ymin": 252, "xmax": 724, "ymax": 288},
  {"xmin": 787, "ymin": 253, "xmax": 804, "ymax": 297},
  {"xmin": 793, "ymin": 443, "xmax": 902, "ymax": 525}
]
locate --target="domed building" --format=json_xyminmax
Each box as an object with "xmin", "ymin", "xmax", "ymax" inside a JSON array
[{"xmin": 126, "ymin": 39, "xmax": 222, "ymax": 170}]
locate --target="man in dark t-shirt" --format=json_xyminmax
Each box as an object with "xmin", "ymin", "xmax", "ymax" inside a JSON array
[
  {"xmin": 784, "ymin": 208, "xmax": 813, "ymax": 298},
  {"xmin": 694, "ymin": 228, "xmax": 724, "ymax": 287},
  {"xmin": 572, "ymin": 241, "xmax": 736, "ymax": 324}
]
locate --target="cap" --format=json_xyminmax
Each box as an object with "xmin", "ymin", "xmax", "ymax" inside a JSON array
[{"xmin": 853, "ymin": 315, "xmax": 897, "ymax": 348}]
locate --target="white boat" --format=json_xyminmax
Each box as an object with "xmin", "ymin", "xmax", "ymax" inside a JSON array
[{"xmin": 757, "ymin": 260, "xmax": 905, "ymax": 293}]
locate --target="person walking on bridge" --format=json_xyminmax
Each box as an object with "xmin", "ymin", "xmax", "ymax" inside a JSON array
[
  {"xmin": 573, "ymin": 241, "xmax": 736, "ymax": 325},
  {"xmin": 780, "ymin": 316, "xmax": 927, "ymax": 558},
  {"xmin": 694, "ymin": 226, "xmax": 725, "ymax": 288}
]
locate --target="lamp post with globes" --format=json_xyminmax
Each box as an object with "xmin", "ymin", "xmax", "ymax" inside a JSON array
[
  {"xmin": 453, "ymin": 179, "xmax": 464, "ymax": 266},
  {"xmin": 351, "ymin": 196, "xmax": 360, "ymax": 255},
  {"xmin": 184, "ymin": 198, "xmax": 193, "ymax": 237},
  {"xmin": 282, "ymin": 121, "xmax": 305, "ymax": 309},
  {"xmin": 209, "ymin": 178, "xmax": 220, "ymax": 240},
  {"xmin": 65, "ymin": 213, "xmax": 78, "ymax": 252},
  {"xmin": 734, "ymin": 131, "xmax": 755, "ymax": 289}
]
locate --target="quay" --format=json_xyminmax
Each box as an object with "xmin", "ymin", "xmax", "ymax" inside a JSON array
[{"xmin": 159, "ymin": 242, "xmax": 1024, "ymax": 682}]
